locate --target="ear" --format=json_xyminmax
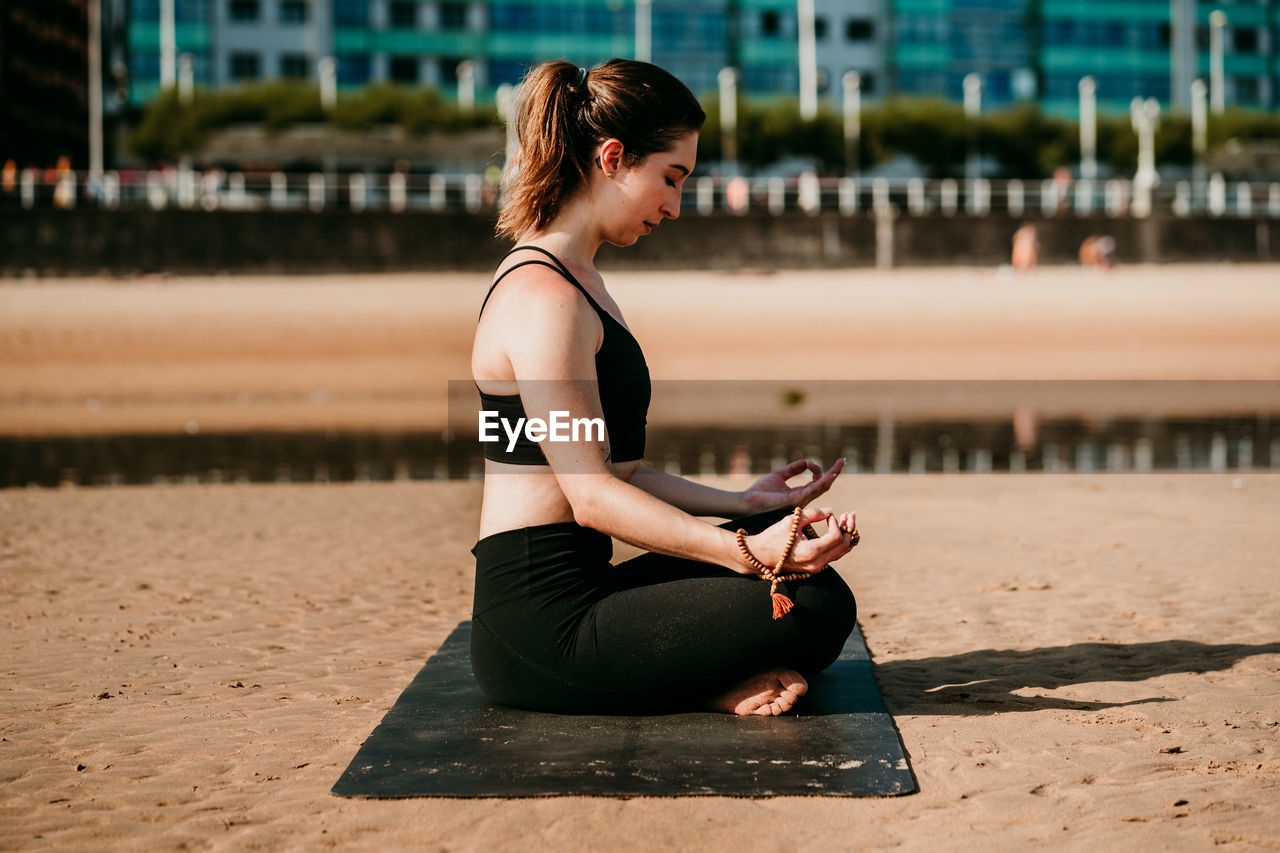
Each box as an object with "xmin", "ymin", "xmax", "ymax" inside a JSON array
[{"xmin": 598, "ymin": 138, "xmax": 625, "ymax": 176}]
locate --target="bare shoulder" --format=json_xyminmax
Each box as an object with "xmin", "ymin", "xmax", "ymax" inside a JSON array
[
  {"xmin": 481, "ymin": 262, "xmax": 597, "ymax": 335},
  {"xmin": 475, "ymin": 261, "xmax": 603, "ymax": 382}
]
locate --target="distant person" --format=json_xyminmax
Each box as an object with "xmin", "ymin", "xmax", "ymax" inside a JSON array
[
  {"xmin": 1079, "ymin": 235, "xmax": 1116, "ymax": 269},
  {"xmin": 1011, "ymin": 224, "xmax": 1039, "ymax": 271},
  {"xmin": 1052, "ymin": 166, "xmax": 1073, "ymax": 213},
  {"xmin": 470, "ymin": 59, "xmax": 858, "ymax": 717},
  {"xmin": 52, "ymin": 156, "xmax": 75, "ymax": 209}
]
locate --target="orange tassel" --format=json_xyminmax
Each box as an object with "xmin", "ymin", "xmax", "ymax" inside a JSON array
[{"xmin": 771, "ymin": 591, "xmax": 794, "ymax": 619}]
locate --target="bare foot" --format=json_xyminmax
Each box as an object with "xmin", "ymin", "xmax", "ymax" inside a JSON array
[{"xmin": 708, "ymin": 668, "xmax": 809, "ymax": 716}]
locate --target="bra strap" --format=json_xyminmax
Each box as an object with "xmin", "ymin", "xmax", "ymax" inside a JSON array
[
  {"xmin": 502, "ymin": 244, "xmax": 578, "ymax": 283},
  {"xmin": 479, "ymin": 246, "xmax": 604, "ymax": 319}
]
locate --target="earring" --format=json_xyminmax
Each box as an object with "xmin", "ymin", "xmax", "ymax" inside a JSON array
[{"xmin": 606, "ymin": 171, "xmax": 615, "ymax": 178}]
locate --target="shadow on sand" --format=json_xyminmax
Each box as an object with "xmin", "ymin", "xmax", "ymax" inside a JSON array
[{"xmin": 871, "ymin": 639, "xmax": 1280, "ymax": 715}]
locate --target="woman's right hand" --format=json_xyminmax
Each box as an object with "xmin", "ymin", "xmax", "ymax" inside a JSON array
[{"xmin": 737, "ymin": 506, "xmax": 857, "ymax": 576}]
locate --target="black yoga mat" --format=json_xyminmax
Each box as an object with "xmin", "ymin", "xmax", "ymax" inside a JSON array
[{"xmin": 332, "ymin": 621, "xmax": 915, "ymax": 798}]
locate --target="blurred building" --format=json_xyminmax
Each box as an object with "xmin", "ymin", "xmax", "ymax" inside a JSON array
[
  {"xmin": 883, "ymin": 0, "xmax": 1278, "ymax": 113},
  {"xmin": 1, "ymin": 0, "xmax": 90, "ymax": 168},
  {"xmin": 125, "ymin": 0, "xmax": 800, "ymax": 102},
  {"xmin": 120, "ymin": 0, "xmax": 1278, "ymax": 114}
]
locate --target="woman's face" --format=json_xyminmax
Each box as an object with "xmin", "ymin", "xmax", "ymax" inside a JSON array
[{"xmin": 600, "ymin": 132, "xmax": 698, "ymax": 247}]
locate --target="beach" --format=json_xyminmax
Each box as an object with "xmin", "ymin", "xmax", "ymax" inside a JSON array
[{"xmin": 2, "ymin": 264, "xmax": 1279, "ymax": 850}]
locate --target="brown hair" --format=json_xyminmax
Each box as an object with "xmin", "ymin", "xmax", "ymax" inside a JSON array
[{"xmin": 496, "ymin": 59, "xmax": 705, "ymax": 240}]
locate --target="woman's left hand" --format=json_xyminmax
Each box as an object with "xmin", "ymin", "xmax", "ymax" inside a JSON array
[{"xmin": 741, "ymin": 458, "xmax": 846, "ymax": 514}]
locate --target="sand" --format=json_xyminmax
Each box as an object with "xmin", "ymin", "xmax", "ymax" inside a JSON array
[
  {"xmin": 4, "ymin": 264, "xmax": 1280, "ymax": 436},
  {"xmin": 2, "ymin": 476, "xmax": 1278, "ymax": 850},
  {"xmin": 2, "ymin": 264, "xmax": 1279, "ymax": 850}
]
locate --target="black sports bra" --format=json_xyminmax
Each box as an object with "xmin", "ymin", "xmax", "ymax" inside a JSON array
[{"xmin": 475, "ymin": 246, "xmax": 650, "ymax": 465}]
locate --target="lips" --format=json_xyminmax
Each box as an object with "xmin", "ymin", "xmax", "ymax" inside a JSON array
[{"xmin": 642, "ymin": 221, "xmax": 656, "ymax": 234}]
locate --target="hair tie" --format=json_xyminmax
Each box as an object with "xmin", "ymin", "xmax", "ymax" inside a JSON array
[{"xmin": 573, "ymin": 66, "xmax": 588, "ymax": 88}]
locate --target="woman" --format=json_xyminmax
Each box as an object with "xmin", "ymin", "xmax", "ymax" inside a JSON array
[{"xmin": 470, "ymin": 59, "xmax": 859, "ymax": 716}]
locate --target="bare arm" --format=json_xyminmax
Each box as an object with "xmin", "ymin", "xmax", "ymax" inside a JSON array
[
  {"xmin": 498, "ymin": 271, "xmax": 855, "ymax": 573},
  {"xmin": 628, "ymin": 458, "xmax": 847, "ymax": 519}
]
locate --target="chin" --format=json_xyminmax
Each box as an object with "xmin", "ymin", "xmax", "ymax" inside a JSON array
[{"xmin": 605, "ymin": 232, "xmax": 641, "ymax": 248}]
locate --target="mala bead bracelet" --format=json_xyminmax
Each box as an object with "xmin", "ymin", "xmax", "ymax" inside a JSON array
[{"xmin": 735, "ymin": 507, "xmax": 860, "ymax": 620}]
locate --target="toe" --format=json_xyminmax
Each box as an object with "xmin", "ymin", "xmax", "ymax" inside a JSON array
[{"xmin": 781, "ymin": 671, "xmax": 808, "ymax": 697}]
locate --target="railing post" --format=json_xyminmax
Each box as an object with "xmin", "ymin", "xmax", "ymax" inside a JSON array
[
  {"xmin": 102, "ymin": 171, "xmax": 120, "ymax": 209},
  {"xmin": 969, "ymin": 177, "xmax": 990, "ymax": 216},
  {"xmin": 798, "ymin": 170, "xmax": 821, "ymax": 215},
  {"xmin": 349, "ymin": 173, "xmax": 366, "ymax": 212},
  {"xmin": 270, "ymin": 172, "xmax": 288, "ymax": 209},
  {"xmin": 149, "ymin": 170, "xmax": 169, "ymax": 209},
  {"xmin": 389, "ymin": 172, "xmax": 407, "ymax": 212},
  {"xmin": 1074, "ymin": 179, "xmax": 1093, "ymax": 215},
  {"xmin": 872, "ymin": 177, "xmax": 891, "ymax": 216},
  {"xmin": 696, "ymin": 176, "xmax": 715, "ymax": 215},
  {"xmin": 1208, "ymin": 172, "xmax": 1226, "ymax": 217},
  {"xmin": 1173, "ymin": 181, "xmax": 1191, "ymax": 217},
  {"xmin": 1040, "ymin": 179, "xmax": 1057, "ymax": 215},
  {"xmin": 1007, "ymin": 179, "xmax": 1024, "ymax": 217},
  {"xmin": 767, "ymin": 177, "xmax": 785, "ymax": 215},
  {"xmin": 1236, "ymin": 183, "xmax": 1252, "ymax": 218},
  {"xmin": 20, "ymin": 168, "xmax": 35, "ymax": 209},
  {"xmin": 907, "ymin": 177, "xmax": 926, "ymax": 215},
  {"xmin": 464, "ymin": 173, "xmax": 483, "ymax": 212},
  {"xmin": 939, "ymin": 178, "xmax": 958, "ymax": 216},
  {"xmin": 838, "ymin": 177, "xmax": 857, "ymax": 215},
  {"xmin": 428, "ymin": 173, "xmax": 446, "ymax": 211},
  {"xmin": 229, "ymin": 172, "xmax": 246, "ymax": 208},
  {"xmin": 308, "ymin": 173, "xmax": 325, "ymax": 211}
]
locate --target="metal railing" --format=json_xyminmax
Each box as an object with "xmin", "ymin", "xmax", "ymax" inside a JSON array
[{"xmin": 6, "ymin": 167, "xmax": 1280, "ymax": 219}]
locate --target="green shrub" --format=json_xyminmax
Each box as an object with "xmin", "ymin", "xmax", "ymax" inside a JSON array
[
  {"xmin": 126, "ymin": 81, "xmax": 498, "ymax": 162},
  {"xmin": 127, "ymin": 83, "xmax": 1280, "ymax": 174}
]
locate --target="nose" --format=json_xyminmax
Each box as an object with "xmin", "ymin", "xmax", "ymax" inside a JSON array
[{"xmin": 662, "ymin": 189, "xmax": 681, "ymax": 221}]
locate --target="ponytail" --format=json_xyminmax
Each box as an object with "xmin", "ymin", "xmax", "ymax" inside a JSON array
[{"xmin": 496, "ymin": 59, "xmax": 705, "ymax": 240}]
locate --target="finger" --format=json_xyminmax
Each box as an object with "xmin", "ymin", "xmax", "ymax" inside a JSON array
[
  {"xmin": 794, "ymin": 475, "xmax": 836, "ymax": 505},
  {"xmin": 798, "ymin": 505, "xmax": 834, "ymax": 528},
  {"xmin": 778, "ymin": 459, "xmax": 812, "ymax": 479}
]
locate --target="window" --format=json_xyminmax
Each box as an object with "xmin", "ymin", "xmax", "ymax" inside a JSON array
[
  {"xmin": 178, "ymin": 0, "xmax": 210, "ymax": 22},
  {"xmin": 439, "ymin": 56, "xmax": 465, "ymax": 84},
  {"xmin": 846, "ymin": 18, "xmax": 873, "ymax": 41},
  {"xmin": 761, "ymin": 10, "xmax": 780, "ymax": 36},
  {"xmin": 814, "ymin": 16, "xmax": 828, "ymax": 40},
  {"xmin": 847, "ymin": 71, "xmax": 874, "ymax": 94},
  {"xmin": 228, "ymin": 0, "xmax": 260, "ymax": 22},
  {"xmin": 229, "ymin": 51, "xmax": 261, "ymax": 80},
  {"xmin": 280, "ymin": 53, "xmax": 310, "ymax": 77},
  {"xmin": 1234, "ymin": 27, "xmax": 1259, "ymax": 53},
  {"xmin": 440, "ymin": 1, "xmax": 468, "ymax": 30},
  {"xmin": 280, "ymin": 0, "xmax": 307, "ymax": 23},
  {"xmin": 333, "ymin": 0, "xmax": 368, "ymax": 26},
  {"xmin": 337, "ymin": 53, "xmax": 371, "ymax": 85},
  {"xmin": 131, "ymin": 48, "xmax": 161, "ymax": 81},
  {"xmin": 491, "ymin": 4, "xmax": 532, "ymax": 31},
  {"xmin": 389, "ymin": 55, "xmax": 419, "ymax": 83},
  {"xmin": 1235, "ymin": 75, "xmax": 1260, "ymax": 102},
  {"xmin": 583, "ymin": 5, "xmax": 615, "ymax": 34},
  {"xmin": 488, "ymin": 58, "xmax": 529, "ymax": 87},
  {"xmin": 389, "ymin": 1, "xmax": 416, "ymax": 28},
  {"xmin": 131, "ymin": 0, "xmax": 160, "ymax": 21}
]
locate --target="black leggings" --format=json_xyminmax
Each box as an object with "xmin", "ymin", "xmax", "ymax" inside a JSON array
[{"xmin": 470, "ymin": 508, "xmax": 858, "ymax": 714}]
